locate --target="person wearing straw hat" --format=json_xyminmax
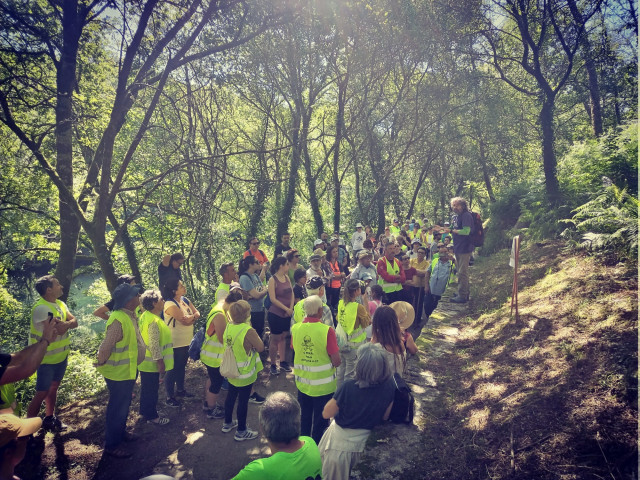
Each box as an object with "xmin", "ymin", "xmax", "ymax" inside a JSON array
[
  {"xmin": 351, "ymin": 223, "xmax": 366, "ymax": 261},
  {"xmin": 390, "ymin": 302, "xmax": 418, "ymax": 356},
  {"xmin": 0, "ymin": 414, "xmax": 42, "ymax": 478},
  {"xmin": 96, "ymin": 283, "xmax": 146, "ymax": 458}
]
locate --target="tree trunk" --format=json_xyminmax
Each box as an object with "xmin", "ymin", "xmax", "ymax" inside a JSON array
[
  {"xmin": 567, "ymin": 0, "xmax": 603, "ymax": 136},
  {"xmin": 478, "ymin": 139, "xmax": 496, "ymax": 202},
  {"xmin": 301, "ymin": 111, "xmax": 324, "ymax": 236},
  {"xmin": 539, "ymin": 98, "xmax": 561, "ymax": 204},
  {"xmin": 108, "ymin": 212, "xmax": 141, "ymax": 284},
  {"xmin": 86, "ymin": 224, "xmax": 118, "ymax": 292},
  {"xmin": 54, "ymin": 2, "xmax": 83, "ymax": 300},
  {"xmin": 332, "ymin": 78, "xmax": 346, "ymax": 234},
  {"xmin": 276, "ymin": 113, "xmax": 302, "ymax": 240}
]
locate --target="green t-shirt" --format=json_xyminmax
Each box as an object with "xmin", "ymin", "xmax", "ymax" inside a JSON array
[{"xmin": 232, "ymin": 436, "xmax": 322, "ymax": 480}]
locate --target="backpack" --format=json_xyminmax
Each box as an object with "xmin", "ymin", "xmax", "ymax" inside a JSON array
[
  {"xmin": 389, "ymin": 373, "xmax": 415, "ymax": 424},
  {"xmin": 188, "ymin": 326, "xmax": 205, "ymax": 361},
  {"xmin": 219, "ymin": 326, "xmax": 246, "ymax": 379},
  {"xmin": 469, "ymin": 211, "xmax": 484, "ymax": 247}
]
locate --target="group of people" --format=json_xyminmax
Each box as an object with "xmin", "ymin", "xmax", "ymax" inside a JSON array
[{"xmin": 0, "ymin": 196, "xmax": 477, "ymax": 479}]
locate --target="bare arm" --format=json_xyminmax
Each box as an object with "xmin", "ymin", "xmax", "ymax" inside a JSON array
[
  {"xmin": 329, "ymin": 351, "xmax": 341, "ymax": 368},
  {"xmin": 245, "ymin": 328, "xmax": 264, "ymax": 353},
  {"xmin": 382, "ymin": 401, "xmax": 394, "ymax": 421},
  {"xmin": 210, "ymin": 313, "xmax": 227, "ymax": 344},
  {"xmin": 92, "ymin": 305, "xmax": 110, "ymax": 320},
  {"xmin": 56, "ymin": 311, "xmax": 78, "ymax": 334},
  {"xmin": 322, "ymin": 398, "xmax": 339, "ymax": 419},
  {"xmin": 161, "ymin": 254, "xmax": 171, "ymax": 267},
  {"xmin": 166, "ymin": 304, "xmax": 195, "ymax": 326}
]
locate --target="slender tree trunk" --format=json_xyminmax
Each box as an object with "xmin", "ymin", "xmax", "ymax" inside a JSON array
[
  {"xmin": 108, "ymin": 212, "xmax": 141, "ymax": 283},
  {"xmin": 54, "ymin": 2, "xmax": 83, "ymax": 300},
  {"xmin": 539, "ymin": 97, "xmax": 561, "ymax": 204},
  {"xmin": 567, "ymin": 0, "xmax": 603, "ymax": 136},
  {"xmin": 478, "ymin": 139, "xmax": 496, "ymax": 202},
  {"xmin": 277, "ymin": 113, "xmax": 302, "ymax": 240},
  {"xmin": 332, "ymin": 78, "xmax": 346, "ymax": 234},
  {"xmin": 301, "ymin": 111, "xmax": 324, "ymax": 236}
]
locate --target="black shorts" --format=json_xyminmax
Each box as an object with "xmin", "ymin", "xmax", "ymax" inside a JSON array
[
  {"xmin": 267, "ymin": 311, "xmax": 291, "ymax": 335},
  {"xmin": 206, "ymin": 365, "xmax": 224, "ymax": 394}
]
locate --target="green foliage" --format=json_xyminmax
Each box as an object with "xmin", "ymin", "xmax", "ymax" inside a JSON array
[
  {"xmin": 563, "ymin": 184, "xmax": 638, "ymax": 263},
  {"xmin": 0, "ymin": 285, "xmax": 30, "ymax": 353}
]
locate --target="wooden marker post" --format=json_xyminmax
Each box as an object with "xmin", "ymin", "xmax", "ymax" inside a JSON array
[{"xmin": 509, "ymin": 235, "xmax": 520, "ymax": 320}]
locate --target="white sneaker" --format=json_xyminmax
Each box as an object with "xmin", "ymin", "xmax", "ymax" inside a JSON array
[
  {"xmin": 234, "ymin": 427, "xmax": 258, "ymax": 441},
  {"xmin": 221, "ymin": 420, "xmax": 238, "ymax": 433}
]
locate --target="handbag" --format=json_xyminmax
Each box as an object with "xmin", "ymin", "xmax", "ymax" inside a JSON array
[{"xmin": 389, "ymin": 373, "xmax": 415, "ymax": 424}]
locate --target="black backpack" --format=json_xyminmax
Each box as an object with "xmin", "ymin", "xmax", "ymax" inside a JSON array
[
  {"xmin": 469, "ymin": 211, "xmax": 484, "ymax": 247},
  {"xmin": 389, "ymin": 373, "xmax": 415, "ymax": 424}
]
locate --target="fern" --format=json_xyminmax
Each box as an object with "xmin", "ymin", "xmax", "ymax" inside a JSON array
[{"xmin": 564, "ymin": 184, "xmax": 638, "ymax": 261}]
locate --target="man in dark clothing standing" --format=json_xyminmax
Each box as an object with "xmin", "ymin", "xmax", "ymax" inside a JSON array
[
  {"xmin": 273, "ymin": 232, "xmax": 292, "ymax": 259},
  {"xmin": 158, "ymin": 252, "xmax": 185, "ymax": 290},
  {"xmin": 443, "ymin": 197, "xmax": 474, "ymax": 303}
]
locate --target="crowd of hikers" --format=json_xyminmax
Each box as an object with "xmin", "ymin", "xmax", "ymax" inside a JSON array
[{"xmin": 0, "ymin": 197, "xmax": 481, "ymax": 480}]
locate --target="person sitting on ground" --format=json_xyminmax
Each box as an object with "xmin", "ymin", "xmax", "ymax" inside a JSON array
[
  {"xmin": 158, "ymin": 252, "xmax": 184, "ymax": 291},
  {"xmin": 370, "ymin": 306, "xmax": 407, "ymax": 375},
  {"xmin": 162, "ymin": 279, "xmax": 200, "ymax": 407},
  {"xmin": 222, "ymin": 300, "xmax": 264, "ymax": 442},
  {"xmin": 243, "ymin": 237, "xmax": 270, "ymax": 267},
  {"xmin": 267, "ymin": 257, "xmax": 294, "ymax": 376},
  {"xmin": 201, "ymin": 289, "xmax": 245, "ymax": 419},
  {"xmin": 292, "ymin": 276, "xmax": 333, "ymax": 327},
  {"xmin": 138, "ymin": 290, "xmax": 172, "ymax": 426},
  {"xmin": 27, "ymin": 275, "xmax": 78, "ymax": 432},
  {"xmin": 0, "ymin": 317, "xmax": 59, "ymax": 416},
  {"xmin": 292, "ymin": 269, "xmax": 307, "ymax": 304},
  {"xmin": 231, "ymin": 392, "xmax": 322, "ymax": 479},
  {"xmin": 336, "ymin": 279, "xmax": 371, "ymax": 388},
  {"xmin": 318, "ymin": 342, "xmax": 395, "ymax": 479},
  {"xmin": 0, "ymin": 414, "xmax": 43, "ymax": 480},
  {"xmin": 291, "ymin": 295, "xmax": 341, "ymax": 444},
  {"xmin": 96, "ymin": 283, "xmax": 146, "ymax": 458},
  {"xmin": 390, "ymin": 302, "xmax": 418, "ymax": 355},
  {"xmin": 216, "ymin": 262, "xmax": 237, "ymax": 304},
  {"xmin": 93, "ymin": 274, "xmax": 137, "ymax": 320}
]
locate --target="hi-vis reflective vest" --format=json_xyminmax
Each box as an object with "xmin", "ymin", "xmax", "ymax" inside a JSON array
[
  {"xmin": 377, "ymin": 258, "xmax": 402, "ymax": 293},
  {"xmin": 224, "ymin": 323, "xmax": 262, "ymax": 387},
  {"xmin": 29, "ymin": 298, "xmax": 69, "ymax": 365},
  {"xmin": 201, "ymin": 307, "xmax": 226, "ymax": 368},
  {"xmin": 97, "ymin": 310, "xmax": 138, "ymax": 381},
  {"xmin": 293, "ymin": 301, "xmax": 306, "ymax": 324},
  {"xmin": 337, "ymin": 300, "xmax": 366, "ymax": 348},
  {"xmin": 292, "ymin": 322, "xmax": 336, "ymax": 397},
  {"xmin": 138, "ymin": 311, "xmax": 174, "ymax": 373}
]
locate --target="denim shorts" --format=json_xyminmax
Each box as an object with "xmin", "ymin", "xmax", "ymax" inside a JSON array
[{"xmin": 36, "ymin": 357, "xmax": 68, "ymax": 391}]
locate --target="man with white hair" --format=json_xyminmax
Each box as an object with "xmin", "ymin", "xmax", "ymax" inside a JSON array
[
  {"xmin": 292, "ymin": 276, "xmax": 333, "ymax": 327},
  {"xmin": 291, "ymin": 295, "xmax": 341, "ymax": 444},
  {"xmin": 442, "ymin": 197, "xmax": 474, "ymax": 303}
]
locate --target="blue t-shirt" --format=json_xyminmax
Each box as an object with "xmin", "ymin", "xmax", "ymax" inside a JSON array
[
  {"xmin": 232, "ymin": 436, "xmax": 322, "ymax": 480},
  {"xmin": 239, "ymin": 273, "xmax": 265, "ymax": 312}
]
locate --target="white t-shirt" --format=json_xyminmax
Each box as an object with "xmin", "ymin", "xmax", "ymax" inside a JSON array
[{"xmin": 351, "ymin": 231, "xmax": 365, "ymax": 250}]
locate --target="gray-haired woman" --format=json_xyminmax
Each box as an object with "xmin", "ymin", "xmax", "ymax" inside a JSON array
[{"xmin": 318, "ymin": 342, "xmax": 395, "ymax": 479}]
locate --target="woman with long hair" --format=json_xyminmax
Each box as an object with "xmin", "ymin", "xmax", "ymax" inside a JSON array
[
  {"xmin": 370, "ymin": 305, "xmax": 406, "ymax": 375},
  {"xmin": 286, "ymin": 249, "xmax": 302, "ymax": 285},
  {"xmin": 267, "ymin": 256, "xmax": 294, "ymax": 376}
]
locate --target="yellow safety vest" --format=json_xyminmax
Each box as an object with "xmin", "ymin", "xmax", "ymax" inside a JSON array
[
  {"xmin": 377, "ymin": 258, "xmax": 402, "ymax": 293},
  {"xmin": 336, "ymin": 300, "xmax": 366, "ymax": 348},
  {"xmin": 97, "ymin": 310, "xmax": 138, "ymax": 381},
  {"xmin": 201, "ymin": 307, "xmax": 226, "ymax": 368},
  {"xmin": 138, "ymin": 311, "xmax": 174, "ymax": 373},
  {"xmin": 29, "ymin": 298, "xmax": 70, "ymax": 365},
  {"xmin": 292, "ymin": 322, "xmax": 336, "ymax": 397},
  {"xmin": 224, "ymin": 323, "xmax": 262, "ymax": 387},
  {"xmin": 293, "ymin": 301, "xmax": 306, "ymax": 324}
]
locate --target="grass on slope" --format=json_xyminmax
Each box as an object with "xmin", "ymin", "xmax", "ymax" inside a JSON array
[{"xmin": 421, "ymin": 240, "xmax": 637, "ymax": 480}]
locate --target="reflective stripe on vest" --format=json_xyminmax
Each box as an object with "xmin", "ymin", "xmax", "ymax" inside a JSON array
[
  {"xmin": 96, "ymin": 310, "xmax": 138, "ymax": 381},
  {"xmin": 30, "ymin": 298, "xmax": 70, "ymax": 365},
  {"xmin": 139, "ymin": 311, "xmax": 175, "ymax": 373},
  {"xmin": 291, "ymin": 321, "xmax": 336, "ymax": 396},
  {"xmin": 337, "ymin": 300, "xmax": 366, "ymax": 347},
  {"xmin": 377, "ymin": 258, "xmax": 402, "ymax": 293},
  {"xmin": 225, "ymin": 323, "xmax": 262, "ymax": 387},
  {"xmin": 328, "ymin": 261, "xmax": 341, "ymax": 289},
  {"xmin": 201, "ymin": 307, "xmax": 226, "ymax": 367}
]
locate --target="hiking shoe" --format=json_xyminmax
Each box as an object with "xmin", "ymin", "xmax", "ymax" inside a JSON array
[
  {"xmin": 270, "ymin": 364, "xmax": 279, "ymax": 376},
  {"xmin": 176, "ymin": 390, "xmax": 195, "ymax": 398},
  {"xmin": 234, "ymin": 428, "xmax": 258, "ymax": 442},
  {"xmin": 52, "ymin": 416, "xmax": 68, "ymax": 431},
  {"xmin": 202, "ymin": 401, "xmax": 211, "ymax": 411},
  {"xmin": 279, "ymin": 362, "xmax": 292, "ymax": 373},
  {"xmin": 206, "ymin": 405, "xmax": 225, "ymax": 419},
  {"xmin": 42, "ymin": 416, "xmax": 55, "ymax": 432},
  {"xmin": 221, "ymin": 420, "xmax": 238, "ymax": 433},
  {"xmin": 165, "ymin": 397, "xmax": 181, "ymax": 408},
  {"xmin": 450, "ymin": 296, "xmax": 468, "ymax": 304},
  {"xmin": 248, "ymin": 392, "xmax": 265, "ymax": 404}
]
